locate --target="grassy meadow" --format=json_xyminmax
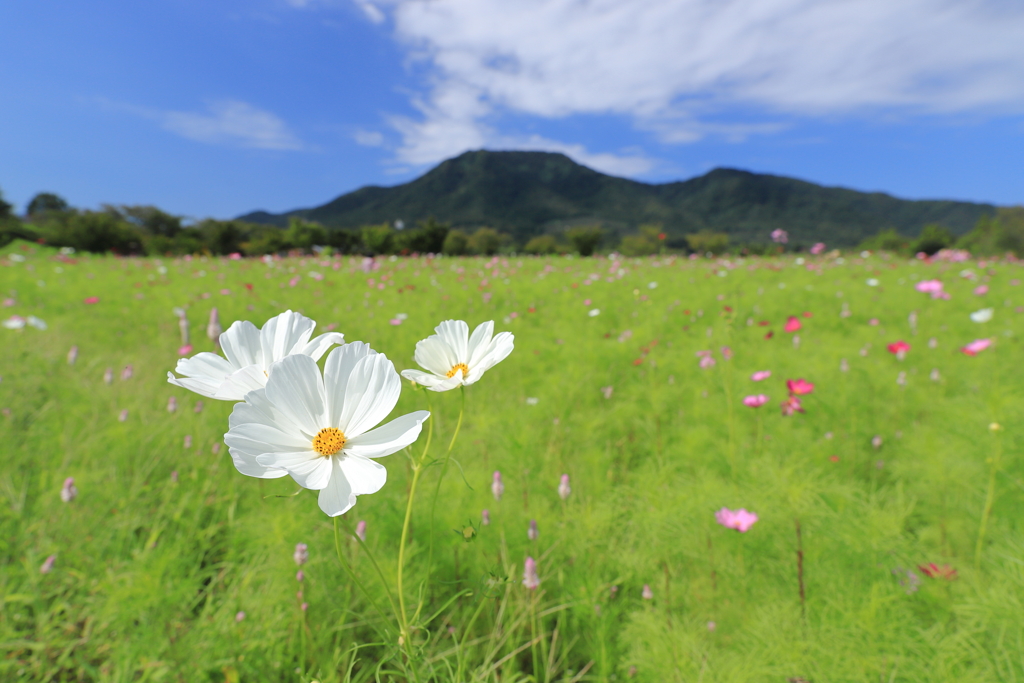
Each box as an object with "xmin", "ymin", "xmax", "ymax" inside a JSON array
[{"xmin": 2, "ymin": 241, "xmax": 1024, "ymax": 682}]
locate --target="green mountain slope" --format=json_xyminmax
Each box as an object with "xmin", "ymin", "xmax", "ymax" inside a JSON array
[{"xmin": 238, "ymin": 150, "xmax": 996, "ymax": 246}]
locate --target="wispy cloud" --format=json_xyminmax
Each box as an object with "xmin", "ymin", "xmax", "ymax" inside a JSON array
[
  {"xmin": 366, "ymin": 0, "xmax": 1024, "ymax": 169},
  {"xmin": 159, "ymin": 101, "xmax": 305, "ymax": 150}
]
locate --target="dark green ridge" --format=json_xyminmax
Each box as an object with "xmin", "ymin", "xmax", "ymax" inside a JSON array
[{"xmin": 238, "ymin": 150, "xmax": 996, "ymax": 246}]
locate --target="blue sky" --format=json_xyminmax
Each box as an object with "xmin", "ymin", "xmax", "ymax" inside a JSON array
[{"xmin": 2, "ymin": 0, "xmax": 1023, "ymax": 220}]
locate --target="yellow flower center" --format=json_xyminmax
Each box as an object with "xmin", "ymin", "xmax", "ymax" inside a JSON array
[
  {"xmin": 446, "ymin": 363, "xmax": 469, "ymax": 379},
  {"xmin": 312, "ymin": 427, "xmax": 346, "ymax": 457}
]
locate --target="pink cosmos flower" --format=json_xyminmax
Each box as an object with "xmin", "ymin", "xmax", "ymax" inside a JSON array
[
  {"xmin": 887, "ymin": 340, "xmax": 910, "ymax": 360},
  {"xmin": 177, "ymin": 344, "xmax": 193, "ymax": 356},
  {"xmin": 743, "ymin": 394, "xmax": 769, "ymax": 408},
  {"xmin": 750, "ymin": 370, "xmax": 771, "ymax": 382},
  {"xmin": 770, "ymin": 228, "xmax": 788, "ymax": 244},
  {"xmin": 720, "ymin": 346, "xmax": 733, "ymax": 360},
  {"xmin": 962, "ymin": 338, "xmax": 993, "ymax": 356},
  {"xmin": 784, "ymin": 316, "xmax": 802, "ymax": 333},
  {"xmin": 786, "ymin": 378, "xmax": 814, "ymax": 395},
  {"xmin": 715, "ymin": 507, "xmax": 759, "ymax": 532},
  {"xmin": 810, "ymin": 242, "xmax": 826, "ymax": 255},
  {"xmin": 83, "ymin": 297, "xmax": 99, "ymax": 305},
  {"xmin": 973, "ymin": 285, "xmax": 988, "ymax": 296},
  {"xmin": 780, "ymin": 395, "xmax": 804, "ymax": 416},
  {"xmin": 915, "ymin": 279, "xmax": 943, "ymax": 294}
]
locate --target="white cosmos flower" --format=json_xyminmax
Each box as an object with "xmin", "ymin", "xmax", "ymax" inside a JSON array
[
  {"xmin": 400, "ymin": 320, "xmax": 514, "ymax": 392},
  {"xmin": 225, "ymin": 342, "xmax": 429, "ymax": 516},
  {"xmin": 167, "ymin": 310, "xmax": 343, "ymax": 401},
  {"xmin": 970, "ymin": 308, "xmax": 994, "ymax": 323}
]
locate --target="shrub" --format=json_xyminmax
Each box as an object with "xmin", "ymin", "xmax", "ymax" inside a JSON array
[
  {"xmin": 859, "ymin": 228, "xmax": 909, "ymax": 253},
  {"xmin": 442, "ymin": 230, "xmax": 469, "ymax": 255},
  {"xmin": 912, "ymin": 224, "xmax": 954, "ymax": 255},
  {"xmin": 524, "ymin": 234, "xmax": 560, "ymax": 255},
  {"xmin": 566, "ymin": 226, "xmax": 603, "ymax": 256},
  {"xmin": 361, "ymin": 223, "xmax": 395, "ymax": 255},
  {"xmin": 467, "ymin": 227, "xmax": 503, "ymax": 255},
  {"xmin": 684, "ymin": 230, "xmax": 730, "ymax": 255},
  {"xmin": 957, "ymin": 208, "xmax": 1024, "ymax": 256}
]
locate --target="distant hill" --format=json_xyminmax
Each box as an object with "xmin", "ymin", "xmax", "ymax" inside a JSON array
[{"xmin": 238, "ymin": 150, "xmax": 996, "ymax": 247}]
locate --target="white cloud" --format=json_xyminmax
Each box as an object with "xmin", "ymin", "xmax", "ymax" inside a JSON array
[
  {"xmin": 371, "ymin": 0, "xmax": 1024, "ymax": 169},
  {"xmin": 353, "ymin": 0, "xmax": 386, "ymax": 23},
  {"xmin": 159, "ymin": 101, "xmax": 305, "ymax": 151},
  {"xmin": 353, "ymin": 129, "xmax": 385, "ymax": 146}
]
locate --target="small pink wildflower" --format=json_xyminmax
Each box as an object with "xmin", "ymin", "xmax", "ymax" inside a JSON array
[
  {"xmin": 786, "ymin": 378, "xmax": 814, "ymax": 395},
  {"xmin": 558, "ymin": 474, "xmax": 571, "ymax": 501},
  {"xmin": 642, "ymin": 584, "xmax": 653, "ymax": 600},
  {"xmin": 743, "ymin": 394, "xmax": 769, "ymax": 408},
  {"xmin": 973, "ymin": 285, "xmax": 988, "ymax": 296},
  {"xmin": 481, "ymin": 509, "xmax": 490, "ymax": 526},
  {"xmin": 784, "ymin": 316, "xmax": 801, "ymax": 333},
  {"xmin": 715, "ymin": 507, "xmax": 759, "ymax": 532},
  {"xmin": 810, "ymin": 242, "xmax": 826, "ymax": 255},
  {"xmin": 60, "ymin": 477, "xmax": 77, "ymax": 503},
  {"xmin": 492, "ymin": 471, "xmax": 504, "ymax": 501},
  {"xmin": 40, "ymin": 555, "xmax": 57, "ymax": 573},
  {"xmin": 750, "ymin": 370, "xmax": 771, "ymax": 381},
  {"xmin": 294, "ymin": 543, "xmax": 309, "ymax": 566},
  {"xmin": 355, "ymin": 520, "xmax": 367, "ymax": 542},
  {"xmin": 528, "ymin": 519, "xmax": 539, "ymax": 541},
  {"xmin": 962, "ymin": 338, "xmax": 993, "ymax": 356},
  {"xmin": 523, "ymin": 557, "xmax": 540, "ymax": 589},
  {"xmin": 780, "ymin": 395, "xmax": 804, "ymax": 416},
  {"xmin": 83, "ymin": 297, "xmax": 99, "ymax": 304}
]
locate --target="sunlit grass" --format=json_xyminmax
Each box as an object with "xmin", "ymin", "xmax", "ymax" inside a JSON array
[{"xmin": 2, "ymin": 242, "xmax": 1023, "ymax": 682}]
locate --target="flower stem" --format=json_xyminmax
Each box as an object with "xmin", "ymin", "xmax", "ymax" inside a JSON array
[
  {"xmin": 397, "ymin": 461, "xmax": 424, "ymax": 644},
  {"xmin": 975, "ymin": 431, "xmax": 1003, "ymax": 569},
  {"xmin": 427, "ymin": 386, "xmax": 466, "ymax": 581},
  {"xmin": 332, "ymin": 517, "xmax": 398, "ymax": 636}
]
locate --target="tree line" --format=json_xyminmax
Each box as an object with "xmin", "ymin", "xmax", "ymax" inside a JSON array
[{"xmin": 2, "ymin": 189, "xmax": 1022, "ymax": 258}]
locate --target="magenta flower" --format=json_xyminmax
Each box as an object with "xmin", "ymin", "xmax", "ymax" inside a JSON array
[
  {"xmin": 720, "ymin": 346, "xmax": 733, "ymax": 360},
  {"xmin": 962, "ymin": 338, "xmax": 993, "ymax": 356},
  {"xmin": 771, "ymin": 229, "xmax": 788, "ymax": 244},
  {"xmin": 83, "ymin": 296, "xmax": 99, "ymax": 305},
  {"xmin": 973, "ymin": 285, "xmax": 989, "ymax": 296},
  {"xmin": 743, "ymin": 394, "xmax": 769, "ymax": 408},
  {"xmin": 750, "ymin": 370, "xmax": 771, "ymax": 381},
  {"xmin": 523, "ymin": 557, "xmax": 540, "ymax": 590},
  {"xmin": 177, "ymin": 344, "xmax": 193, "ymax": 356},
  {"xmin": 915, "ymin": 279, "xmax": 943, "ymax": 294},
  {"xmin": 786, "ymin": 378, "xmax": 814, "ymax": 395},
  {"xmin": 715, "ymin": 507, "xmax": 759, "ymax": 532},
  {"xmin": 784, "ymin": 316, "xmax": 801, "ymax": 333},
  {"xmin": 810, "ymin": 242, "xmax": 826, "ymax": 255},
  {"xmin": 780, "ymin": 395, "xmax": 804, "ymax": 416}
]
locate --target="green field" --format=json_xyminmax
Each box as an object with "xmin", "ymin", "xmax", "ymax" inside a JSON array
[{"xmin": 2, "ymin": 241, "xmax": 1023, "ymax": 682}]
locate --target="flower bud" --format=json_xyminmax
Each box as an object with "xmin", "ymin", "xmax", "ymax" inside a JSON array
[
  {"xmin": 40, "ymin": 554, "xmax": 56, "ymax": 574},
  {"xmin": 558, "ymin": 474, "xmax": 571, "ymax": 501},
  {"xmin": 67, "ymin": 346, "xmax": 78, "ymax": 365},
  {"xmin": 355, "ymin": 520, "xmax": 367, "ymax": 542},
  {"xmin": 235, "ymin": 611, "xmax": 245, "ymax": 623},
  {"xmin": 167, "ymin": 396, "xmax": 177, "ymax": 413},
  {"xmin": 491, "ymin": 471, "xmax": 504, "ymax": 501},
  {"xmin": 294, "ymin": 543, "xmax": 308, "ymax": 566},
  {"xmin": 528, "ymin": 519, "xmax": 538, "ymax": 541},
  {"xmin": 60, "ymin": 477, "xmax": 77, "ymax": 503},
  {"xmin": 523, "ymin": 556, "xmax": 540, "ymax": 590},
  {"xmin": 642, "ymin": 584, "xmax": 653, "ymax": 600},
  {"xmin": 481, "ymin": 509, "xmax": 490, "ymax": 526}
]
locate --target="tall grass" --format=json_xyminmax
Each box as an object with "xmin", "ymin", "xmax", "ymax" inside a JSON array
[{"xmin": 1, "ymin": 243, "xmax": 1023, "ymax": 682}]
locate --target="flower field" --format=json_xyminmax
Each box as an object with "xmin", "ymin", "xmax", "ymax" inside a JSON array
[{"xmin": 2, "ymin": 241, "xmax": 1024, "ymax": 682}]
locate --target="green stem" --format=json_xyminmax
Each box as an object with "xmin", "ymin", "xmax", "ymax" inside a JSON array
[
  {"xmin": 427, "ymin": 386, "xmax": 466, "ymax": 581},
  {"xmin": 755, "ymin": 411, "xmax": 763, "ymax": 458},
  {"xmin": 975, "ymin": 431, "xmax": 1002, "ymax": 569},
  {"xmin": 332, "ymin": 517, "xmax": 398, "ymax": 637},
  {"xmin": 397, "ymin": 462, "xmax": 424, "ymax": 644}
]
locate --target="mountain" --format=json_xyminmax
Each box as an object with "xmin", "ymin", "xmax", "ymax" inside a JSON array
[{"xmin": 238, "ymin": 150, "xmax": 996, "ymax": 246}]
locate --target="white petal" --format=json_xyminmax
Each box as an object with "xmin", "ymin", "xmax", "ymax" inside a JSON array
[
  {"xmin": 299, "ymin": 332, "xmax": 346, "ymax": 361},
  {"xmin": 427, "ymin": 372, "xmax": 464, "ymax": 392},
  {"xmin": 228, "ymin": 446, "xmax": 289, "ymax": 479},
  {"xmin": 214, "ymin": 365, "xmax": 268, "ymax": 401},
  {"xmin": 338, "ymin": 354, "xmax": 401, "ymax": 438},
  {"xmin": 317, "ymin": 457, "xmax": 356, "ymax": 517},
  {"xmin": 263, "ymin": 354, "xmax": 326, "ymax": 438},
  {"xmin": 435, "ymin": 320, "xmax": 470, "ymax": 362},
  {"xmin": 345, "ymin": 411, "xmax": 429, "ymax": 459},
  {"xmin": 230, "ymin": 387, "xmax": 291, "ymax": 433},
  {"xmin": 173, "ymin": 352, "xmax": 236, "ymax": 386},
  {"xmin": 466, "ymin": 321, "xmax": 495, "ymax": 367},
  {"xmin": 226, "ymin": 421, "xmax": 311, "ymax": 452},
  {"xmin": 167, "ymin": 372, "xmax": 221, "ymax": 399},
  {"xmin": 400, "ymin": 368, "xmax": 447, "ymax": 387},
  {"xmin": 339, "ymin": 455, "xmax": 388, "ymax": 494},
  {"xmin": 465, "ymin": 332, "xmax": 514, "ymax": 385},
  {"xmin": 324, "ymin": 342, "xmax": 377, "ymax": 427},
  {"xmin": 413, "ymin": 336, "xmax": 457, "ymax": 377},
  {"xmin": 257, "ymin": 451, "xmax": 332, "ymax": 489},
  {"xmin": 219, "ymin": 320, "xmax": 262, "ymax": 369},
  {"xmin": 260, "ymin": 310, "xmax": 315, "ymax": 365}
]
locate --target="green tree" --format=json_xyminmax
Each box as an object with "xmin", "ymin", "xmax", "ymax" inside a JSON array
[
  {"xmin": 859, "ymin": 228, "xmax": 909, "ymax": 253},
  {"xmin": 361, "ymin": 223, "xmax": 395, "ymax": 254},
  {"xmin": 118, "ymin": 205, "xmax": 183, "ymax": 238},
  {"xmin": 467, "ymin": 227, "xmax": 502, "ymax": 255},
  {"xmin": 285, "ymin": 218, "xmax": 328, "ymax": 253},
  {"xmin": 912, "ymin": 224, "xmax": 953, "ymax": 255},
  {"xmin": 396, "ymin": 217, "xmax": 450, "ymax": 254},
  {"xmin": 524, "ymin": 234, "xmax": 559, "ymax": 255},
  {"xmin": 566, "ymin": 225, "xmax": 603, "ymax": 256},
  {"xmin": 27, "ymin": 192, "xmax": 70, "ymax": 217},
  {"xmin": 55, "ymin": 212, "xmax": 143, "ymax": 254},
  {"xmin": 958, "ymin": 208, "xmax": 1024, "ymax": 256},
  {"xmin": 326, "ymin": 228, "xmax": 361, "ymax": 254},
  {"xmin": 442, "ymin": 229, "xmax": 469, "ymax": 255},
  {"xmin": 0, "ymin": 187, "xmax": 12, "ymax": 219},
  {"xmin": 684, "ymin": 230, "xmax": 730, "ymax": 255},
  {"xmin": 198, "ymin": 219, "xmax": 248, "ymax": 255}
]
